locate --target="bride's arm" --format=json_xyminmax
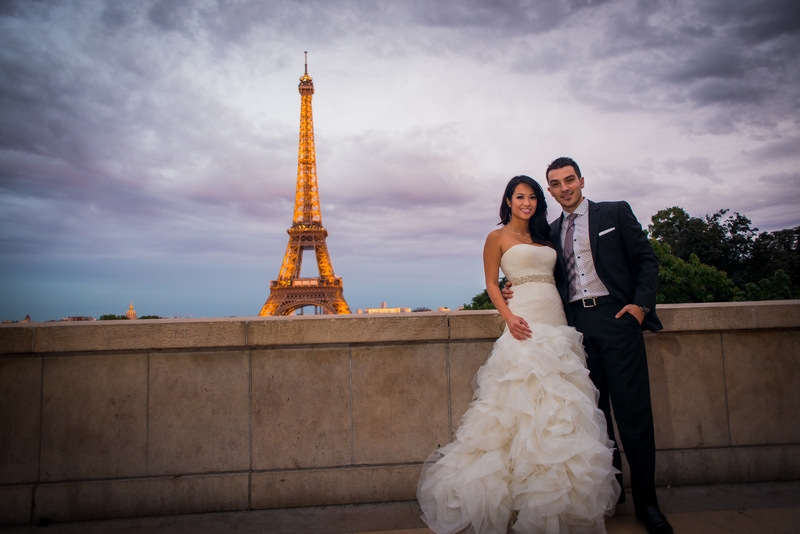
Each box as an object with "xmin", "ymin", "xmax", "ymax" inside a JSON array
[{"xmin": 483, "ymin": 232, "xmax": 532, "ymax": 340}]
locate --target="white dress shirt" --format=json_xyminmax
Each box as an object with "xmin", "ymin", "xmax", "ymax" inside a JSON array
[{"xmin": 560, "ymin": 198, "xmax": 610, "ymax": 302}]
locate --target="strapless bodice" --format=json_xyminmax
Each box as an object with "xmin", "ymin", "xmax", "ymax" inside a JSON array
[
  {"xmin": 499, "ymin": 244, "xmax": 566, "ymax": 328},
  {"xmin": 500, "ymin": 244, "xmax": 557, "ymax": 282}
]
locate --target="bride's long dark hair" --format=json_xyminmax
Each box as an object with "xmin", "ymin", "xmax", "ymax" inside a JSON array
[{"xmin": 499, "ymin": 175, "xmax": 553, "ymax": 248}]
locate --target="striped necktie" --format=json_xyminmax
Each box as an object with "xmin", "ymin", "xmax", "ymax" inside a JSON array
[{"xmin": 563, "ymin": 213, "xmax": 579, "ymax": 300}]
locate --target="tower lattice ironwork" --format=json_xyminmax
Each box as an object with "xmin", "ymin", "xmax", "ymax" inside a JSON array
[{"xmin": 259, "ymin": 53, "xmax": 351, "ymax": 316}]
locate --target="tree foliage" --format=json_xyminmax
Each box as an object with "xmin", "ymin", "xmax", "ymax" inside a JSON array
[
  {"xmin": 651, "ymin": 240, "xmax": 740, "ymax": 304},
  {"xmin": 650, "ymin": 207, "xmax": 799, "ymax": 301},
  {"xmin": 748, "ymin": 227, "xmax": 800, "ymax": 297},
  {"xmin": 734, "ymin": 270, "xmax": 794, "ymax": 301},
  {"xmin": 649, "ymin": 207, "xmax": 757, "ymax": 288},
  {"xmin": 463, "ymin": 278, "xmax": 508, "ymax": 310},
  {"xmin": 98, "ymin": 314, "xmax": 128, "ymax": 320}
]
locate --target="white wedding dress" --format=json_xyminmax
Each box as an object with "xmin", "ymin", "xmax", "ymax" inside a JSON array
[{"xmin": 417, "ymin": 245, "xmax": 620, "ymax": 534}]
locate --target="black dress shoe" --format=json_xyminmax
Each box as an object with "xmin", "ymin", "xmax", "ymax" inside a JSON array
[{"xmin": 635, "ymin": 505, "xmax": 674, "ymax": 534}]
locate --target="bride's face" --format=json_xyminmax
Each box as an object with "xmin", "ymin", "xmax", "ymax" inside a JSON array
[{"xmin": 506, "ymin": 182, "xmax": 537, "ymax": 221}]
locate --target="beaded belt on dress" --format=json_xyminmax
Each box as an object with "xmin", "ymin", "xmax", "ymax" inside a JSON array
[{"xmin": 510, "ymin": 274, "xmax": 555, "ymax": 286}]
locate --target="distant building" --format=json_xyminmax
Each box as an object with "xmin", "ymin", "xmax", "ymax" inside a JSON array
[
  {"xmin": 357, "ymin": 301, "xmax": 412, "ymax": 314},
  {"xmin": 62, "ymin": 316, "xmax": 95, "ymax": 322},
  {"xmin": 126, "ymin": 303, "xmax": 138, "ymax": 320}
]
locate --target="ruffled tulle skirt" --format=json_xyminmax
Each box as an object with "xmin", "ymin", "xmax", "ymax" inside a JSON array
[{"xmin": 417, "ymin": 323, "xmax": 620, "ymax": 534}]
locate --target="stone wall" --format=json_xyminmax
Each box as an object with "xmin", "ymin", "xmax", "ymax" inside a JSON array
[{"xmin": 1, "ymin": 301, "xmax": 799, "ymax": 525}]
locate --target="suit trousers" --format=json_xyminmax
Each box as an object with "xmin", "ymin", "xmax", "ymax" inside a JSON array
[{"xmin": 570, "ymin": 299, "xmax": 658, "ymax": 509}]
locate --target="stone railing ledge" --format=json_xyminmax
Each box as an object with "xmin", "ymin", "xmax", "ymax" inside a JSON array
[
  {"xmin": 446, "ymin": 309, "xmax": 505, "ymax": 340},
  {"xmin": 656, "ymin": 300, "xmax": 800, "ymax": 332},
  {"xmin": 0, "ymin": 313, "xmax": 454, "ymax": 355},
  {"xmin": 246, "ymin": 311, "xmax": 448, "ymax": 347},
  {"xmin": 0, "ymin": 317, "xmax": 248, "ymax": 355},
  {"xmin": 2, "ymin": 301, "xmax": 799, "ymax": 355}
]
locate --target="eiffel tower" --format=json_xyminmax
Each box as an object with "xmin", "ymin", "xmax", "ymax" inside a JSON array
[{"xmin": 259, "ymin": 53, "xmax": 351, "ymax": 316}]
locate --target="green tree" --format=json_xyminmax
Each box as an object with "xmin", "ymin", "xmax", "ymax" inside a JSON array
[
  {"xmin": 652, "ymin": 240, "xmax": 740, "ymax": 303},
  {"xmin": 649, "ymin": 207, "xmax": 757, "ymax": 288},
  {"xmin": 463, "ymin": 278, "xmax": 507, "ymax": 310},
  {"xmin": 98, "ymin": 314, "xmax": 128, "ymax": 320},
  {"xmin": 734, "ymin": 270, "xmax": 794, "ymax": 301},
  {"xmin": 749, "ymin": 227, "xmax": 800, "ymax": 297},
  {"xmin": 649, "ymin": 206, "xmax": 697, "ymax": 253},
  {"xmin": 649, "ymin": 207, "xmax": 800, "ymax": 301}
]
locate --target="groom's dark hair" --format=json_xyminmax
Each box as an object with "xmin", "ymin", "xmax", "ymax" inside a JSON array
[{"xmin": 546, "ymin": 157, "xmax": 581, "ymax": 179}]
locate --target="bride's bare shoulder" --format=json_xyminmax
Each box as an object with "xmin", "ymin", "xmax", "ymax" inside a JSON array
[
  {"xmin": 485, "ymin": 228, "xmax": 509, "ymax": 249},
  {"xmin": 486, "ymin": 228, "xmax": 520, "ymax": 258},
  {"xmin": 483, "ymin": 228, "xmax": 504, "ymax": 255},
  {"xmin": 486, "ymin": 228, "xmax": 504, "ymax": 242}
]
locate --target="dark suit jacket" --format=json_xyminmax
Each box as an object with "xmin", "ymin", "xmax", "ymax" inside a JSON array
[{"xmin": 550, "ymin": 200, "xmax": 663, "ymax": 332}]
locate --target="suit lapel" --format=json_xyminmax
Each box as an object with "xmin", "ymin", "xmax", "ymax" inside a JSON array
[
  {"xmin": 589, "ymin": 201, "xmax": 601, "ymax": 262},
  {"xmin": 552, "ymin": 215, "xmax": 565, "ymax": 268}
]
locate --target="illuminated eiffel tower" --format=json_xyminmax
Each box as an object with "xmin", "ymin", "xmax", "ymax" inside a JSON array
[{"xmin": 259, "ymin": 53, "xmax": 351, "ymax": 316}]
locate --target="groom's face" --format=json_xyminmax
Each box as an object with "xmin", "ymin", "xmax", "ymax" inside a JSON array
[{"xmin": 547, "ymin": 166, "xmax": 585, "ymax": 213}]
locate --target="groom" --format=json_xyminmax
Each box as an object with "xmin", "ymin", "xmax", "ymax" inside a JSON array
[{"xmin": 504, "ymin": 157, "xmax": 673, "ymax": 534}]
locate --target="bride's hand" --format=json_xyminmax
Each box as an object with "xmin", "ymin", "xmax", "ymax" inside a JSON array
[{"xmin": 506, "ymin": 314, "xmax": 532, "ymax": 340}]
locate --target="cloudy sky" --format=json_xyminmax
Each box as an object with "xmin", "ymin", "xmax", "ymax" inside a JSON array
[{"xmin": 1, "ymin": 0, "xmax": 798, "ymax": 321}]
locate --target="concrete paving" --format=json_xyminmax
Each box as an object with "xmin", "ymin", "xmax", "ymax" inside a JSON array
[{"xmin": 5, "ymin": 481, "xmax": 799, "ymax": 533}]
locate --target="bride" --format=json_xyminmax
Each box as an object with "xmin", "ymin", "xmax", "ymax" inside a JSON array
[{"xmin": 417, "ymin": 176, "xmax": 620, "ymax": 534}]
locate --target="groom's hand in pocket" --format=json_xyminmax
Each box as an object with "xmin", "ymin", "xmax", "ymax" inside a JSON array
[{"xmin": 615, "ymin": 304, "xmax": 644, "ymax": 325}]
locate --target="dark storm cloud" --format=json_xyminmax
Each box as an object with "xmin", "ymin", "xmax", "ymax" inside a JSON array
[
  {"xmin": 560, "ymin": 0, "xmax": 800, "ymax": 132},
  {"xmin": 589, "ymin": 162, "xmax": 673, "ymax": 207},
  {"xmin": 413, "ymin": 0, "xmax": 563, "ymax": 32},
  {"xmin": 754, "ymin": 171, "xmax": 800, "ymax": 199},
  {"xmin": 687, "ymin": 79, "xmax": 768, "ymax": 107},
  {"xmin": 662, "ymin": 42, "xmax": 747, "ymax": 84},
  {"xmin": 663, "ymin": 157, "xmax": 720, "ymax": 183},
  {"xmin": 100, "ymin": 2, "xmax": 132, "ymax": 29},
  {"xmin": 324, "ymin": 127, "xmax": 482, "ymax": 209},
  {"xmin": 739, "ymin": 171, "xmax": 800, "ymax": 229},
  {"xmin": 103, "ymin": 0, "xmax": 614, "ymax": 60},
  {"xmin": 129, "ymin": 0, "xmax": 402, "ymax": 53},
  {"xmin": 703, "ymin": 0, "xmax": 800, "ymax": 44},
  {"xmin": 147, "ymin": 0, "xmax": 195, "ymax": 32},
  {"xmin": 0, "ymin": 0, "xmax": 297, "ymax": 270},
  {"xmin": 410, "ymin": 0, "xmax": 615, "ymax": 33},
  {"xmin": 744, "ymin": 137, "xmax": 800, "ymax": 162},
  {"xmin": 318, "ymin": 127, "xmax": 494, "ymax": 259}
]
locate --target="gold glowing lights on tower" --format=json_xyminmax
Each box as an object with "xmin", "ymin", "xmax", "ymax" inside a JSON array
[{"xmin": 259, "ymin": 53, "xmax": 351, "ymax": 316}]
